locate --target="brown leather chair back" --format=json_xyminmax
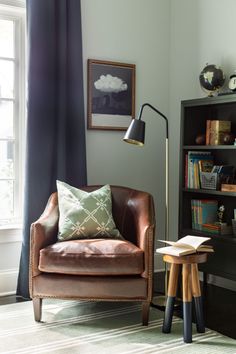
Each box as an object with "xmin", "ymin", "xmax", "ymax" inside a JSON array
[{"xmin": 79, "ymin": 185, "xmax": 155, "ymax": 245}]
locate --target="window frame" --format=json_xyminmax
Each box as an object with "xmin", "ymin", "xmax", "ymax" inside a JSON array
[{"xmin": 0, "ymin": 1, "xmax": 25, "ymax": 230}]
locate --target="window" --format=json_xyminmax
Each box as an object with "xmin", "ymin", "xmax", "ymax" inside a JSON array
[{"xmin": 0, "ymin": 2, "xmax": 25, "ymax": 227}]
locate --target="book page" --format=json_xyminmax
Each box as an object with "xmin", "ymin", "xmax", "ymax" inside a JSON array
[
  {"xmin": 159, "ymin": 239, "xmax": 195, "ymax": 249},
  {"xmin": 158, "ymin": 240, "xmax": 177, "ymax": 246},
  {"xmin": 176, "ymin": 235, "xmax": 210, "ymax": 250},
  {"xmin": 156, "ymin": 245, "xmax": 194, "ymax": 256}
]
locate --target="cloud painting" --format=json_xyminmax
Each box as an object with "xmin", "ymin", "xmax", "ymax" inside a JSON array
[
  {"xmin": 88, "ymin": 60, "xmax": 135, "ymax": 129},
  {"xmin": 94, "ymin": 74, "xmax": 128, "ymax": 93}
]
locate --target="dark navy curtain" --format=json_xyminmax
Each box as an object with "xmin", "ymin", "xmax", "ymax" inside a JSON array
[{"xmin": 17, "ymin": 0, "xmax": 87, "ymax": 299}]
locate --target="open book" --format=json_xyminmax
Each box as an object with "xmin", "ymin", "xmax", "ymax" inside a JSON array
[{"xmin": 156, "ymin": 235, "xmax": 214, "ymax": 257}]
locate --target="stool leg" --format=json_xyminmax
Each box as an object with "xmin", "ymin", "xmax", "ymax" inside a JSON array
[
  {"xmin": 191, "ymin": 263, "xmax": 205, "ymax": 333},
  {"xmin": 163, "ymin": 263, "xmax": 179, "ymax": 333},
  {"xmin": 182, "ymin": 264, "xmax": 192, "ymax": 343},
  {"xmin": 203, "ymin": 272, "xmax": 208, "ymax": 315}
]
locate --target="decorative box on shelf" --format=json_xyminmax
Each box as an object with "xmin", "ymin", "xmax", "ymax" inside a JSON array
[
  {"xmin": 221, "ymin": 184, "xmax": 236, "ymax": 192},
  {"xmin": 200, "ymin": 172, "xmax": 219, "ymax": 190}
]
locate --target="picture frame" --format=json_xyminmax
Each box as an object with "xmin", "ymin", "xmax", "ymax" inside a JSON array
[{"xmin": 87, "ymin": 59, "xmax": 135, "ymax": 130}]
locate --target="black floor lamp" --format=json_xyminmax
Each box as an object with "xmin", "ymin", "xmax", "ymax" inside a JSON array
[{"xmin": 123, "ymin": 103, "xmax": 169, "ymax": 309}]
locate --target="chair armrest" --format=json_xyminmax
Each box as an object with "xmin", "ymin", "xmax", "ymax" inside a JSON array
[
  {"xmin": 125, "ymin": 193, "xmax": 156, "ymax": 279},
  {"xmin": 30, "ymin": 193, "xmax": 59, "ymax": 278},
  {"xmin": 135, "ymin": 206, "xmax": 155, "ymax": 280}
]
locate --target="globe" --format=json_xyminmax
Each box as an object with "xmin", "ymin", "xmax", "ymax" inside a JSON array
[{"xmin": 199, "ymin": 64, "xmax": 225, "ymax": 96}]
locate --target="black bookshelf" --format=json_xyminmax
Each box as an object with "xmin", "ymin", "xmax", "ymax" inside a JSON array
[{"xmin": 179, "ymin": 95, "xmax": 236, "ymax": 282}]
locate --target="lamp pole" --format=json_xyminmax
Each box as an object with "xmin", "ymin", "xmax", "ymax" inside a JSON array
[{"xmin": 123, "ymin": 103, "xmax": 170, "ymax": 309}]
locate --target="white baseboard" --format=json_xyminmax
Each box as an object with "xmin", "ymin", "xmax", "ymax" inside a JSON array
[
  {"xmin": 0, "ymin": 268, "xmax": 18, "ymax": 297},
  {"xmin": 208, "ymin": 275, "xmax": 236, "ymax": 292}
]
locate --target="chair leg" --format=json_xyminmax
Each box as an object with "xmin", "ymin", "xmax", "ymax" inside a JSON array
[
  {"xmin": 142, "ymin": 301, "xmax": 150, "ymax": 326},
  {"xmin": 33, "ymin": 298, "xmax": 42, "ymax": 322}
]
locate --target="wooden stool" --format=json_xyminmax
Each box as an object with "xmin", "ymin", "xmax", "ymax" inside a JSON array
[{"xmin": 162, "ymin": 253, "xmax": 207, "ymax": 343}]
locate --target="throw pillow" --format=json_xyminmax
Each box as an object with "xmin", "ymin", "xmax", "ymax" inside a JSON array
[{"xmin": 56, "ymin": 181, "xmax": 122, "ymax": 241}]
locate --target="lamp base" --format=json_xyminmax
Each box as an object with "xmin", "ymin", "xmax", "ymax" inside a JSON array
[{"xmin": 151, "ymin": 295, "xmax": 181, "ymax": 311}]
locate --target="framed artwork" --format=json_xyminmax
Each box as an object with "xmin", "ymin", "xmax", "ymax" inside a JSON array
[{"xmin": 87, "ymin": 59, "xmax": 135, "ymax": 130}]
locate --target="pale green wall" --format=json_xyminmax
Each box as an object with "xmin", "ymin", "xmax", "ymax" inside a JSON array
[
  {"xmin": 81, "ymin": 0, "xmax": 170, "ymax": 270},
  {"xmin": 82, "ymin": 0, "xmax": 236, "ymax": 283}
]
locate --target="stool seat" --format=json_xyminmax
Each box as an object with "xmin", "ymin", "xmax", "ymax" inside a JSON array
[
  {"xmin": 163, "ymin": 252, "xmax": 207, "ymax": 265},
  {"xmin": 162, "ymin": 252, "xmax": 207, "ymax": 343}
]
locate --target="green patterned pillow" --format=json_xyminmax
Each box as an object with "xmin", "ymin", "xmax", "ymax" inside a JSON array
[{"xmin": 56, "ymin": 181, "xmax": 122, "ymax": 241}]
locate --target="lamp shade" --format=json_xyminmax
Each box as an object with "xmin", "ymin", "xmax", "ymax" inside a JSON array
[{"xmin": 123, "ymin": 119, "xmax": 145, "ymax": 146}]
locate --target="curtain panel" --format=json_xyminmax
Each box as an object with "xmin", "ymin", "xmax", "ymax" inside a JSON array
[{"xmin": 17, "ymin": 0, "xmax": 87, "ymax": 298}]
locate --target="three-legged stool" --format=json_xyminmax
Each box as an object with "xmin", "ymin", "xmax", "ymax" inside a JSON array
[{"xmin": 162, "ymin": 253, "xmax": 207, "ymax": 343}]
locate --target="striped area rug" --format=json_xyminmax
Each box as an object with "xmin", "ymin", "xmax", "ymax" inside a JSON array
[{"xmin": 0, "ymin": 299, "xmax": 235, "ymax": 354}]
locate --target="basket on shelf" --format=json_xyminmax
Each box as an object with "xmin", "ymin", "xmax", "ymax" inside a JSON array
[{"xmin": 200, "ymin": 172, "xmax": 219, "ymax": 190}]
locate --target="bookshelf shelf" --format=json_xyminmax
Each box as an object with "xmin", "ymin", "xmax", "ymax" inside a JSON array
[
  {"xmin": 182, "ymin": 228, "xmax": 236, "ymax": 244},
  {"xmin": 183, "ymin": 145, "xmax": 236, "ymax": 150},
  {"xmin": 179, "ymin": 95, "xmax": 236, "ymax": 282},
  {"xmin": 182, "ymin": 188, "xmax": 236, "ymax": 197}
]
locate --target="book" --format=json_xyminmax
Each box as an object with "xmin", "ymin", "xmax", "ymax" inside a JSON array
[
  {"xmin": 202, "ymin": 223, "xmax": 220, "ymax": 235},
  {"xmin": 206, "ymin": 120, "xmax": 211, "ymax": 145},
  {"xmin": 191, "ymin": 199, "xmax": 218, "ymax": 230},
  {"xmin": 187, "ymin": 151, "xmax": 213, "ymax": 188},
  {"xmin": 198, "ymin": 159, "xmax": 214, "ymax": 172},
  {"xmin": 218, "ymin": 165, "xmax": 234, "ymax": 175},
  {"xmin": 221, "ymin": 184, "xmax": 236, "ymax": 192},
  {"xmin": 156, "ymin": 235, "xmax": 214, "ymax": 257},
  {"xmin": 202, "ymin": 223, "xmax": 233, "ymax": 236},
  {"xmin": 211, "ymin": 165, "xmax": 235, "ymax": 185},
  {"xmin": 208, "ymin": 120, "xmax": 231, "ymax": 145}
]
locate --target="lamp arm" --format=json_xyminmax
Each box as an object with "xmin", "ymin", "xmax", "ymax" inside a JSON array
[{"xmin": 137, "ymin": 103, "xmax": 169, "ymax": 138}]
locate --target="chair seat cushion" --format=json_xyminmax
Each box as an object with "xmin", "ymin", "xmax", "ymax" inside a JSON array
[{"xmin": 39, "ymin": 239, "xmax": 144, "ymax": 275}]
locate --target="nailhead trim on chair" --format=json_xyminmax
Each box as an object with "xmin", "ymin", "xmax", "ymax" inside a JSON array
[{"xmin": 32, "ymin": 295, "xmax": 147, "ymax": 301}]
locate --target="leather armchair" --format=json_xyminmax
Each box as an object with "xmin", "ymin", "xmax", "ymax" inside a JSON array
[{"xmin": 29, "ymin": 185, "xmax": 155, "ymax": 325}]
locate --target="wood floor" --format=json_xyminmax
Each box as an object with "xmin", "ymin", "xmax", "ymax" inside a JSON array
[{"xmin": 0, "ymin": 283, "xmax": 235, "ymax": 339}]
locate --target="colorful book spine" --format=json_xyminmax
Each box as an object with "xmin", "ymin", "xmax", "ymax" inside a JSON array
[
  {"xmin": 206, "ymin": 120, "xmax": 211, "ymax": 145},
  {"xmin": 202, "ymin": 223, "xmax": 220, "ymax": 234},
  {"xmin": 185, "ymin": 153, "xmax": 188, "ymax": 188},
  {"xmin": 187, "ymin": 151, "xmax": 213, "ymax": 189},
  {"xmin": 191, "ymin": 199, "xmax": 218, "ymax": 231}
]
